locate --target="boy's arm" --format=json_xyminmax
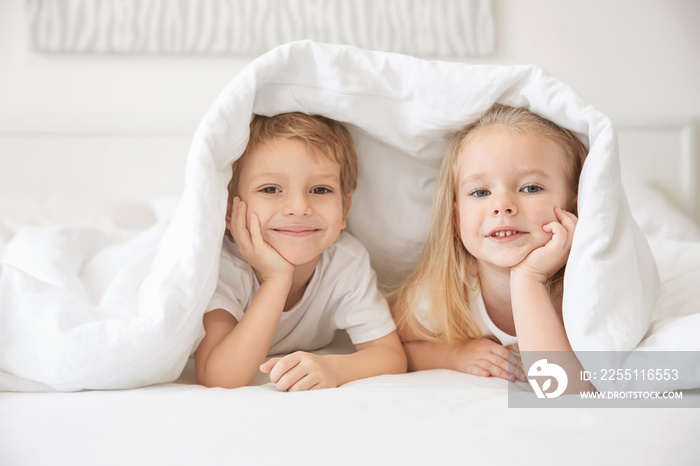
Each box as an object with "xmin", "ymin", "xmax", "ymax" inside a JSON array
[
  {"xmin": 259, "ymin": 332, "xmax": 406, "ymax": 391},
  {"xmin": 195, "ymin": 276, "xmax": 291, "ymax": 388},
  {"xmin": 195, "ymin": 198, "xmax": 294, "ymax": 388},
  {"xmin": 328, "ymin": 331, "xmax": 407, "ymax": 384}
]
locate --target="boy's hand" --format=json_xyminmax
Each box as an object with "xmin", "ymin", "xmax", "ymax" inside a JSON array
[
  {"xmin": 259, "ymin": 352, "xmax": 340, "ymax": 391},
  {"xmin": 512, "ymin": 207, "xmax": 577, "ymax": 284},
  {"xmin": 451, "ymin": 338, "xmax": 526, "ymax": 382},
  {"xmin": 230, "ymin": 197, "xmax": 294, "ymax": 282}
]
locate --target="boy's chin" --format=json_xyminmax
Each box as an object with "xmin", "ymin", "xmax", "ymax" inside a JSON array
[
  {"xmin": 273, "ymin": 245, "xmax": 324, "ymax": 268},
  {"xmin": 283, "ymin": 253, "xmax": 322, "ymax": 269}
]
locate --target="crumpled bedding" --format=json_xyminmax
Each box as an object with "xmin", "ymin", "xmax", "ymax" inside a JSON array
[{"xmin": 0, "ymin": 40, "xmax": 696, "ymax": 392}]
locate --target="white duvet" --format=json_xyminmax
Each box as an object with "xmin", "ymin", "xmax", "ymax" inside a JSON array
[{"xmin": 0, "ymin": 41, "xmax": 698, "ymax": 392}]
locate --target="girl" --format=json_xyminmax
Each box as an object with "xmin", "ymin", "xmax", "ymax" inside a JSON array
[{"xmin": 392, "ymin": 103, "xmax": 588, "ymax": 387}]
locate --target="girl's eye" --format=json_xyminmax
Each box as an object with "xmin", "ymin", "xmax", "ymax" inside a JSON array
[
  {"xmin": 521, "ymin": 185, "xmax": 542, "ymax": 194},
  {"xmin": 260, "ymin": 186, "xmax": 281, "ymax": 194},
  {"xmin": 310, "ymin": 187, "xmax": 332, "ymax": 194},
  {"xmin": 469, "ymin": 189, "xmax": 490, "ymax": 198}
]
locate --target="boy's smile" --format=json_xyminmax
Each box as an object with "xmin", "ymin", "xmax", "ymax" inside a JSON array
[
  {"xmin": 456, "ymin": 126, "xmax": 576, "ymax": 270},
  {"xmin": 232, "ymin": 136, "xmax": 350, "ymax": 267}
]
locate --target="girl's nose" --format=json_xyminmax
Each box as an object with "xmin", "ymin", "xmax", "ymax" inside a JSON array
[
  {"xmin": 492, "ymin": 207, "xmax": 514, "ymax": 215},
  {"xmin": 491, "ymin": 194, "xmax": 516, "ymax": 216}
]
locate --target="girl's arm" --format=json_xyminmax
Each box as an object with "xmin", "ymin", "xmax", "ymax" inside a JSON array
[
  {"xmin": 510, "ymin": 207, "xmax": 576, "ymax": 352},
  {"xmin": 510, "ymin": 273, "xmax": 571, "ymax": 351},
  {"xmin": 403, "ymin": 337, "xmax": 524, "ymax": 381},
  {"xmin": 511, "ymin": 208, "xmax": 594, "ymax": 392},
  {"xmin": 394, "ymin": 309, "xmax": 524, "ymax": 381},
  {"xmin": 259, "ymin": 332, "xmax": 407, "ymax": 391}
]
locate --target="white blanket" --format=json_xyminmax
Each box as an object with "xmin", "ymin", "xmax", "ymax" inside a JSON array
[{"xmin": 0, "ymin": 40, "xmax": 696, "ymax": 392}]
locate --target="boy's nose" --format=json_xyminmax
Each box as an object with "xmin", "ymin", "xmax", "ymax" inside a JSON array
[{"xmin": 283, "ymin": 193, "xmax": 312, "ymax": 216}]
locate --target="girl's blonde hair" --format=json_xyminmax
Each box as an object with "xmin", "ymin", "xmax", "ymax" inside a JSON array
[{"xmin": 392, "ymin": 104, "xmax": 588, "ymax": 346}]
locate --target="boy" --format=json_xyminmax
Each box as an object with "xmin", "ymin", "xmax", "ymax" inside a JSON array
[{"xmin": 195, "ymin": 112, "xmax": 406, "ymax": 390}]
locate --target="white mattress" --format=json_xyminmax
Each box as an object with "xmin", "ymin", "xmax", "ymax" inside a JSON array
[{"xmin": 1, "ymin": 353, "xmax": 699, "ymax": 465}]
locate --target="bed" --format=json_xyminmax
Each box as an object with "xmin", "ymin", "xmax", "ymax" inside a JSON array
[{"xmin": 1, "ymin": 41, "xmax": 700, "ymax": 465}]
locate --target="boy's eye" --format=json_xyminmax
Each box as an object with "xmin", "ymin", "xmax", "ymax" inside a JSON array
[
  {"xmin": 521, "ymin": 185, "xmax": 542, "ymax": 194},
  {"xmin": 260, "ymin": 186, "xmax": 281, "ymax": 194},
  {"xmin": 469, "ymin": 189, "xmax": 490, "ymax": 198},
  {"xmin": 310, "ymin": 187, "xmax": 332, "ymax": 194}
]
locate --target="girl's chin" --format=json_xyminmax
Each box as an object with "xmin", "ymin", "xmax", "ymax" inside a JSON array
[{"xmin": 478, "ymin": 254, "xmax": 532, "ymax": 271}]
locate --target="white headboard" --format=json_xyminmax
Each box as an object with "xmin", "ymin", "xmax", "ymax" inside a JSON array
[{"xmin": 618, "ymin": 120, "xmax": 699, "ymax": 224}]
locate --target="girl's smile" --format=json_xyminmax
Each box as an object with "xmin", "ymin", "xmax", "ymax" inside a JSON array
[{"xmin": 486, "ymin": 227, "xmax": 527, "ymax": 242}]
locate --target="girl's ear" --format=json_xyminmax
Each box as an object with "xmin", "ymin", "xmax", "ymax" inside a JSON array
[
  {"xmin": 341, "ymin": 194, "xmax": 353, "ymax": 229},
  {"xmin": 571, "ymin": 194, "xmax": 579, "ymax": 216}
]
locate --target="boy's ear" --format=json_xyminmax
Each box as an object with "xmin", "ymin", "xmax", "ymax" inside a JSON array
[
  {"xmin": 341, "ymin": 194, "xmax": 353, "ymax": 229},
  {"xmin": 225, "ymin": 200, "xmax": 233, "ymax": 229}
]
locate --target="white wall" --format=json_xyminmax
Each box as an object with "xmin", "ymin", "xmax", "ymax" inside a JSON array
[
  {"xmin": 2, "ymin": 0, "xmax": 699, "ymax": 133},
  {"xmin": 488, "ymin": 0, "xmax": 700, "ymax": 127},
  {"xmin": 1, "ymin": 0, "xmax": 699, "ymax": 204}
]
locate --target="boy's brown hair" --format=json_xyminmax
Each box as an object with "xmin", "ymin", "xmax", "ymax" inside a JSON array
[{"xmin": 227, "ymin": 112, "xmax": 358, "ymax": 209}]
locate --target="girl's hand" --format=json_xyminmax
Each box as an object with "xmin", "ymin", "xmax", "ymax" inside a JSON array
[
  {"xmin": 512, "ymin": 207, "xmax": 577, "ymax": 284},
  {"xmin": 451, "ymin": 338, "xmax": 526, "ymax": 382},
  {"xmin": 230, "ymin": 197, "xmax": 294, "ymax": 282},
  {"xmin": 260, "ymin": 352, "xmax": 340, "ymax": 391}
]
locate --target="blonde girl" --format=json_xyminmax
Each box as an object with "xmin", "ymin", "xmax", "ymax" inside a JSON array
[{"xmin": 392, "ymin": 104, "xmax": 588, "ymax": 384}]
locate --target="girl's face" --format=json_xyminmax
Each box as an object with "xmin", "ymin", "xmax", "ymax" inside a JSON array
[{"xmin": 455, "ymin": 126, "xmax": 577, "ymax": 271}]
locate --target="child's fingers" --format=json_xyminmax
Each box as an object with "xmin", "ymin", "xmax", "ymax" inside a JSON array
[
  {"xmin": 464, "ymin": 365, "xmax": 491, "ymax": 378},
  {"xmin": 507, "ymin": 352, "xmax": 527, "ymax": 382},
  {"xmin": 268, "ymin": 353, "xmax": 302, "ymax": 384},
  {"xmin": 259, "ymin": 357, "xmax": 281, "ymax": 374},
  {"xmin": 482, "ymin": 361, "xmax": 513, "ymax": 381},
  {"xmin": 486, "ymin": 345, "xmax": 511, "ymax": 374},
  {"xmin": 287, "ymin": 374, "xmax": 321, "ymax": 392},
  {"xmin": 232, "ymin": 198, "xmax": 252, "ymax": 247},
  {"xmin": 274, "ymin": 365, "xmax": 308, "ymax": 392},
  {"xmin": 543, "ymin": 221, "xmax": 566, "ymax": 248},
  {"xmin": 555, "ymin": 207, "xmax": 578, "ymax": 234},
  {"xmin": 248, "ymin": 213, "xmax": 266, "ymax": 249}
]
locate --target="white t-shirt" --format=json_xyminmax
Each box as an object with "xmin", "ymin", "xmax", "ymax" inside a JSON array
[
  {"xmin": 412, "ymin": 280, "xmax": 518, "ymax": 347},
  {"xmin": 206, "ymin": 231, "xmax": 396, "ymax": 356}
]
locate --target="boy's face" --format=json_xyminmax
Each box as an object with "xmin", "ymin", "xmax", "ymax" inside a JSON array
[
  {"xmin": 231, "ymin": 136, "xmax": 351, "ymax": 267},
  {"xmin": 456, "ymin": 126, "xmax": 576, "ymax": 270}
]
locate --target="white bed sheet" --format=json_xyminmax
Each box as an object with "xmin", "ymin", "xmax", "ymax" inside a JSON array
[{"xmin": 1, "ymin": 362, "xmax": 699, "ymax": 465}]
